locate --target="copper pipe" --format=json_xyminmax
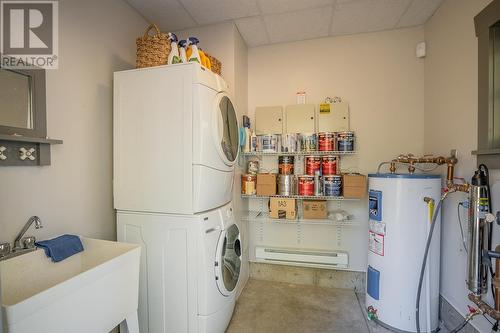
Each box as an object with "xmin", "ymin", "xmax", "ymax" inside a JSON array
[
  {"xmin": 389, "ymin": 162, "xmax": 396, "ymax": 173},
  {"xmin": 469, "ymin": 293, "xmax": 500, "ymax": 320}
]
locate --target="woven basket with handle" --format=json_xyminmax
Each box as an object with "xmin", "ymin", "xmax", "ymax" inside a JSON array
[
  {"xmin": 136, "ymin": 24, "xmax": 171, "ymax": 68},
  {"xmin": 205, "ymin": 52, "xmax": 222, "ymax": 75}
]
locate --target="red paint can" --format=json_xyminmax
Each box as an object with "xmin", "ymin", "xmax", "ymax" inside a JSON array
[
  {"xmin": 305, "ymin": 156, "xmax": 321, "ymax": 176},
  {"xmin": 318, "ymin": 132, "xmax": 336, "ymax": 151},
  {"xmin": 298, "ymin": 175, "xmax": 315, "ymax": 196},
  {"xmin": 321, "ymin": 156, "xmax": 339, "ymax": 175}
]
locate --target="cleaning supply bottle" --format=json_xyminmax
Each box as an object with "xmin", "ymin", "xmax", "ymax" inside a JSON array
[
  {"xmin": 198, "ymin": 48, "xmax": 208, "ymax": 68},
  {"xmin": 178, "ymin": 39, "xmax": 188, "ymax": 63},
  {"xmin": 167, "ymin": 33, "xmax": 181, "ymax": 64},
  {"xmin": 187, "ymin": 37, "xmax": 201, "ymax": 63}
]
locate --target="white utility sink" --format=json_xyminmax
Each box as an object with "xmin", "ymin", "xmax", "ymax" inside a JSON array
[{"xmin": 1, "ymin": 237, "xmax": 140, "ymax": 333}]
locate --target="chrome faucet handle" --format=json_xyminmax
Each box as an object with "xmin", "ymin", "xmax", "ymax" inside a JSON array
[
  {"xmin": 0, "ymin": 242, "xmax": 11, "ymax": 257},
  {"xmin": 22, "ymin": 236, "xmax": 36, "ymax": 249}
]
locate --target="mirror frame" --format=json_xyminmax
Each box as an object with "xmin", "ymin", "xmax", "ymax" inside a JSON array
[{"xmin": 0, "ymin": 66, "xmax": 46, "ymax": 138}]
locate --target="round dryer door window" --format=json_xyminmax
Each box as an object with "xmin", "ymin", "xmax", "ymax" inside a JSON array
[
  {"xmin": 215, "ymin": 94, "xmax": 239, "ymax": 164},
  {"xmin": 217, "ymin": 224, "xmax": 241, "ymax": 295}
]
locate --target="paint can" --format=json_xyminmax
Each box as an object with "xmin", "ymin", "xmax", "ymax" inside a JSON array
[
  {"xmin": 247, "ymin": 160, "xmax": 259, "ymax": 175},
  {"xmin": 298, "ymin": 175, "xmax": 315, "ymax": 196},
  {"xmin": 278, "ymin": 175, "xmax": 296, "ymax": 196},
  {"xmin": 305, "ymin": 156, "xmax": 321, "ymax": 176},
  {"xmin": 241, "ymin": 174, "xmax": 257, "ymax": 195},
  {"xmin": 318, "ymin": 132, "xmax": 336, "ymax": 151},
  {"xmin": 258, "ymin": 134, "xmax": 280, "ymax": 153},
  {"xmin": 337, "ymin": 131, "xmax": 355, "ymax": 152},
  {"xmin": 323, "ymin": 175, "xmax": 342, "ymax": 197},
  {"xmin": 321, "ymin": 155, "xmax": 339, "ymax": 175},
  {"xmin": 281, "ymin": 133, "xmax": 298, "ymax": 153},
  {"xmin": 278, "ymin": 156, "xmax": 294, "ymax": 175},
  {"xmin": 299, "ymin": 133, "xmax": 317, "ymax": 152}
]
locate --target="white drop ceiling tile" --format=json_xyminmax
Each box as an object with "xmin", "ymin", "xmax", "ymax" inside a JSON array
[
  {"xmin": 125, "ymin": 0, "xmax": 196, "ymax": 31},
  {"xmin": 364, "ymin": 0, "xmax": 411, "ymax": 32},
  {"xmin": 179, "ymin": 0, "xmax": 260, "ymax": 25},
  {"xmin": 397, "ymin": 0, "xmax": 444, "ymax": 27},
  {"xmin": 264, "ymin": 6, "xmax": 333, "ymax": 43},
  {"xmin": 258, "ymin": 0, "xmax": 334, "ymax": 14},
  {"xmin": 331, "ymin": 0, "xmax": 371, "ymax": 35},
  {"xmin": 235, "ymin": 16, "xmax": 269, "ymax": 47},
  {"xmin": 331, "ymin": 0, "xmax": 410, "ymax": 36}
]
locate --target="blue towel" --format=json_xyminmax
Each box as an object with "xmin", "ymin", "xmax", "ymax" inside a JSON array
[{"xmin": 35, "ymin": 234, "xmax": 84, "ymax": 262}]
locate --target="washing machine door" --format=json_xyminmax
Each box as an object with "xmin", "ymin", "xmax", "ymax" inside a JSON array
[
  {"xmin": 213, "ymin": 93, "xmax": 239, "ymax": 167},
  {"xmin": 215, "ymin": 224, "xmax": 241, "ymax": 296}
]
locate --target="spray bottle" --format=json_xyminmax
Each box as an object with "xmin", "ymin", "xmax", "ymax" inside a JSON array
[
  {"xmin": 178, "ymin": 39, "xmax": 188, "ymax": 63},
  {"xmin": 187, "ymin": 37, "xmax": 201, "ymax": 63},
  {"xmin": 167, "ymin": 33, "xmax": 181, "ymax": 65}
]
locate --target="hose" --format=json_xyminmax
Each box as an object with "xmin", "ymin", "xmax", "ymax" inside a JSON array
[{"xmin": 416, "ymin": 193, "xmax": 448, "ymax": 333}]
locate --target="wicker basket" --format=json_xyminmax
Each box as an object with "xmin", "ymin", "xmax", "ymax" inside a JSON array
[
  {"xmin": 206, "ymin": 53, "xmax": 222, "ymax": 75},
  {"xmin": 136, "ymin": 24, "xmax": 171, "ymax": 68}
]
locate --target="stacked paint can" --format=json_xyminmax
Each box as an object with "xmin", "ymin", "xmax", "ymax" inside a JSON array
[
  {"xmin": 297, "ymin": 175, "xmax": 315, "ymax": 196},
  {"xmin": 323, "ymin": 175, "xmax": 342, "ymax": 196},
  {"xmin": 281, "ymin": 133, "xmax": 298, "ymax": 153},
  {"xmin": 241, "ymin": 174, "xmax": 257, "ymax": 195},
  {"xmin": 278, "ymin": 155, "xmax": 295, "ymax": 195},
  {"xmin": 321, "ymin": 156, "xmax": 339, "ymax": 175},
  {"xmin": 257, "ymin": 134, "xmax": 280, "ymax": 153},
  {"xmin": 299, "ymin": 133, "xmax": 317, "ymax": 152},
  {"xmin": 305, "ymin": 156, "xmax": 321, "ymax": 176},
  {"xmin": 337, "ymin": 131, "xmax": 355, "ymax": 152},
  {"xmin": 318, "ymin": 132, "xmax": 336, "ymax": 151}
]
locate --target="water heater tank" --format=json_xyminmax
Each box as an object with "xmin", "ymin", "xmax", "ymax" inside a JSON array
[{"xmin": 366, "ymin": 174, "xmax": 441, "ymax": 332}]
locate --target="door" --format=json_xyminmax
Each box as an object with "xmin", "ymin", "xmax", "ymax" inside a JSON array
[
  {"xmin": 213, "ymin": 93, "xmax": 239, "ymax": 166},
  {"xmin": 285, "ymin": 104, "xmax": 316, "ymax": 133},
  {"xmin": 215, "ymin": 224, "xmax": 242, "ymax": 296},
  {"xmin": 255, "ymin": 106, "xmax": 283, "ymax": 134}
]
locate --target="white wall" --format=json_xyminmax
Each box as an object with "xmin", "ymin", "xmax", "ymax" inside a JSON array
[
  {"xmin": 0, "ymin": 0, "xmax": 146, "ymax": 242},
  {"xmin": 423, "ymin": 0, "xmax": 495, "ymax": 332},
  {"xmin": 247, "ymin": 27, "xmax": 425, "ymax": 271}
]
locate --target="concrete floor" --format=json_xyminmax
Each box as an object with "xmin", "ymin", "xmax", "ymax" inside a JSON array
[{"xmin": 226, "ymin": 279, "xmax": 393, "ymax": 333}]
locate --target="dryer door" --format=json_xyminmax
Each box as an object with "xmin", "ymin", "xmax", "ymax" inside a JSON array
[
  {"xmin": 213, "ymin": 93, "xmax": 239, "ymax": 166},
  {"xmin": 215, "ymin": 224, "xmax": 241, "ymax": 296}
]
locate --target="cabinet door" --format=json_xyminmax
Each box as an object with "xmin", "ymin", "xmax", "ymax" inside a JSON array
[
  {"xmin": 285, "ymin": 104, "xmax": 315, "ymax": 133},
  {"xmin": 317, "ymin": 102, "xmax": 350, "ymax": 132},
  {"xmin": 255, "ymin": 106, "xmax": 283, "ymax": 134}
]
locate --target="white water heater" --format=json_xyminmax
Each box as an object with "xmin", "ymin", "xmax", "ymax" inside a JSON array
[{"xmin": 366, "ymin": 174, "xmax": 441, "ymax": 332}]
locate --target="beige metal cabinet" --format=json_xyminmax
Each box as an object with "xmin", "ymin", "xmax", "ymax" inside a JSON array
[
  {"xmin": 317, "ymin": 102, "xmax": 350, "ymax": 132},
  {"xmin": 255, "ymin": 106, "xmax": 283, "ymax": 134},
  {"xmin": 284, "ymin": 104, "xmax": 316, "ymax": 133}
]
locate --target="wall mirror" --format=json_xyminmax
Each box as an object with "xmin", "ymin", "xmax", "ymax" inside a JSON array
[
  {"xmin": 0, "ymin": 62, "xmax": 61, "ymax": 166},
  {"xmin": 0, "ymin": 66, "xmax": 46, "ymax": 138}
]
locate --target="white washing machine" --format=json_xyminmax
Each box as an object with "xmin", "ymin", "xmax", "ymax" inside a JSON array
[
  {"xmin": 113, "ymin": 62, "xmax": 239, "ymax": 214},
  {"xmin": 117, "ymin": 202, "xmax": 241, "ymax": 333}
]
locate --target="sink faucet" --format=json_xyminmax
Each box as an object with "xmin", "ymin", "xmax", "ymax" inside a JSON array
[{"xmin": 13, "ymin": 216, "xmax": 43, "ymax": 250}]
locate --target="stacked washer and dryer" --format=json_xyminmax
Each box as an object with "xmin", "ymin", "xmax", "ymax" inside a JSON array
[{"xmin": 113, "ymin": 63, "xmax": 241, "ymax": 333}]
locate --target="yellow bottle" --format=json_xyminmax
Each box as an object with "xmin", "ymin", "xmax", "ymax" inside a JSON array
[{"xmin": 199, "ymin": 49, "xmax": 207, "ymax": 68}]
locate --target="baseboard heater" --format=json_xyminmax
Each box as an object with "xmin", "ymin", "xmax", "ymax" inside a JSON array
[{"xmin": 255, "ymin": 247, "xmax": 348, "ymax": 268}]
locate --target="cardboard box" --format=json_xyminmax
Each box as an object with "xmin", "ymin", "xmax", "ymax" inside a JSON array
[
  {"xmin": 257, "ymin": 173, "xmax": 277, "ymax": 196},
  {"xmin": 302, "ymin": 200, "xmax": 327, "ymax": 219},
  {"xmin": 270, "ymin": 198, "xmax": 296, "ymax": 220},
  {"xmin": 343, "ymin": 174, "xmax": 367, "ymax": 199}
]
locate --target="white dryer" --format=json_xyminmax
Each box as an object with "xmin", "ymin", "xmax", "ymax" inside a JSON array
[
  {"xmin": 113, "ymin": 62, "xmax": 239, "ymax": 214},
  {"xmin": 117, "ymin": 202, "xmax": 241, "ymax": 333}
]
